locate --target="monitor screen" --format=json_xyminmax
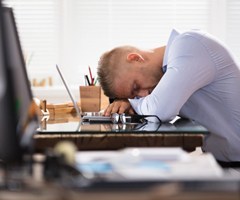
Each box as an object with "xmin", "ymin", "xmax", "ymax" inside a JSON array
[
  {"xmin": 0, "ymin": 5, "xmax": 20, "ymax": 163},
  {"xmin": 0, "ymin": 5, "xmax": 38, "ymax": 163}
]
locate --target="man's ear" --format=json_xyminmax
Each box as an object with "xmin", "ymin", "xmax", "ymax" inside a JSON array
[{"xmin": 126, "ymin": 53, "xmax": 144, "ymax": 62}]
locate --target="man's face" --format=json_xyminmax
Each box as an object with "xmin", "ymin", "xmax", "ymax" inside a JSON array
[{"xmin": 113, "ymin": 64, "xmax": 161, "ymax": 99}]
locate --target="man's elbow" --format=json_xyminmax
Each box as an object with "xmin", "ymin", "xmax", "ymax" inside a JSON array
[{"xmin": 145, "ymin": 105, "xmax": 177, "ymax": 122}]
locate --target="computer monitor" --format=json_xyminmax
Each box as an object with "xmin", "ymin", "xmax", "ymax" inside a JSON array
[
  {"xmin": 0, "ymin": 4, "xmax": 38, "ymax": 164},
  {"xmin": 0, "ymin": 6, "xmax": 20, "ymax": 164}
]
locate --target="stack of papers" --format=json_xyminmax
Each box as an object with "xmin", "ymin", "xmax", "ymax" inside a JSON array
[{"xmin": 75, "ymin": 147, "xmax": 223, "ymax": 181}]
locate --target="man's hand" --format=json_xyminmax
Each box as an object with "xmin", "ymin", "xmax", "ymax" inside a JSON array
[{"xmin": 103, "ymin": 99, "xmax": 135, "ymax": 116}]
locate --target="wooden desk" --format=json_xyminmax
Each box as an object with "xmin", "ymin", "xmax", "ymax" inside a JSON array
[
  {"xmin": 35, "ymin": 116, "xmax": 207, "ymax": 152},
  {"xmin": 34, "ymin": 132, "xmax": 203, "ymax": 152},
  {"xmin": 0, "ymin": 153, "xmax": 239, "ymax": 200},
  {"xmin": 1, "ymin": 181, "xmax": 239, "ymax": 200}
]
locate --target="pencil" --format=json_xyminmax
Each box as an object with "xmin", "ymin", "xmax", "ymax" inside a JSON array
[
  {"xmin": 88, "ymin": 66, "xmax": 94, "ymax": 85},
  {"xmin": 94, "ymin": 77, "xmax": 98, "ymax": 85}
]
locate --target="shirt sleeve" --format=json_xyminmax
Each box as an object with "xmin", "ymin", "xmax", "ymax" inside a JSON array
[{"xmin": 129, "ymin": 34, "xmax": 216, "ymax": 122}]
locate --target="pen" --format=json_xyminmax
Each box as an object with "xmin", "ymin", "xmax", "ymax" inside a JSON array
[{"xmin": 85, "ymin": 75, "xmax": 91, "ymax": 86}]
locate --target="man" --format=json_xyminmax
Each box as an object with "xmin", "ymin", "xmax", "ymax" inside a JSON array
[{"xmin": 97, "ymin": 29, "xmax": 240, "ymax": 164}]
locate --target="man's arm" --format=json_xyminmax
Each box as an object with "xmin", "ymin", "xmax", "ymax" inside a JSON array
[{"xmin": 130, "ymin": 35, "xmax": 216, "ymax": 122}]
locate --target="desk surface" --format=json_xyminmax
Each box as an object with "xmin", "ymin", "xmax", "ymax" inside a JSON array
[
  {"xmin": 37, "ymin": 117, "xmax": 209, "ymax": 135},
  {"xmin": 34, "ymin": 117, "xmax": 207, "ymax": 152}
]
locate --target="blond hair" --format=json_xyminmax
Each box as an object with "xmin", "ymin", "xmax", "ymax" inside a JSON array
[{"xmin": 97, "ymin": 45, "xmax": 137, "ymax": 98}]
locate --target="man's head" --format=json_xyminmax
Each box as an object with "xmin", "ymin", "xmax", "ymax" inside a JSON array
[{"xmin": 97, "ymin": 45, "xmax": 165, "ymax": 99}]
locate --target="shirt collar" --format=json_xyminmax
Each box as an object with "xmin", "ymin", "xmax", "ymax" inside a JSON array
[{"xmin": 162, "ymin": 29, "xmax": 180, "ymax": 68}]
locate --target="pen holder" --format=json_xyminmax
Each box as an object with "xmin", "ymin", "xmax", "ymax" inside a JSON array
[{"xmin": 80, "ymin": 86, "xmax": 108, "ymax": 112}]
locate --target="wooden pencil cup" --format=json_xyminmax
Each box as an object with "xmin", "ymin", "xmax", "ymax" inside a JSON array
[{"xmin": 80, "ymin": 86, "xmax": 102, "ymax": 112}]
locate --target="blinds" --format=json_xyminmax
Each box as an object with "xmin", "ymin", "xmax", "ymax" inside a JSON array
[
  {"xmin": 2, "ymin": 0, "xmax": 240, "ymax": 85},
  {"xmin": 226, "ymin": 0, "xmax": 240, "ymax": 60},
  {"xmin": 3, "ymin": 0, "xmax": 60, "ymax": 79},
  {"xmin": 74, "ymin": 0, "xmax": 210, "ymax": 47}
]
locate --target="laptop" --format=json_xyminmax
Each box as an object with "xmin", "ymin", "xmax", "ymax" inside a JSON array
[{"xmin": 56, "ymin": 65, "xmax": 112, "ymax": 123}]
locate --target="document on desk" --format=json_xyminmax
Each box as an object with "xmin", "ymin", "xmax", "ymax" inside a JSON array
[{"xmin": 75, "ymin": 147, "xmax": 223, "ymax": 181}]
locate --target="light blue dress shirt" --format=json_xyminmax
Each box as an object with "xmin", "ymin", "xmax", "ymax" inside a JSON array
[{"xmin": 129, "ymin": 29, "xmax": 240, "ymax": 162}]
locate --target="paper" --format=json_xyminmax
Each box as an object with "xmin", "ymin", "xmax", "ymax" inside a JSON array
[{"xmin": 75, "ymin": 147, "xmax": 223, "ymax": 180}]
